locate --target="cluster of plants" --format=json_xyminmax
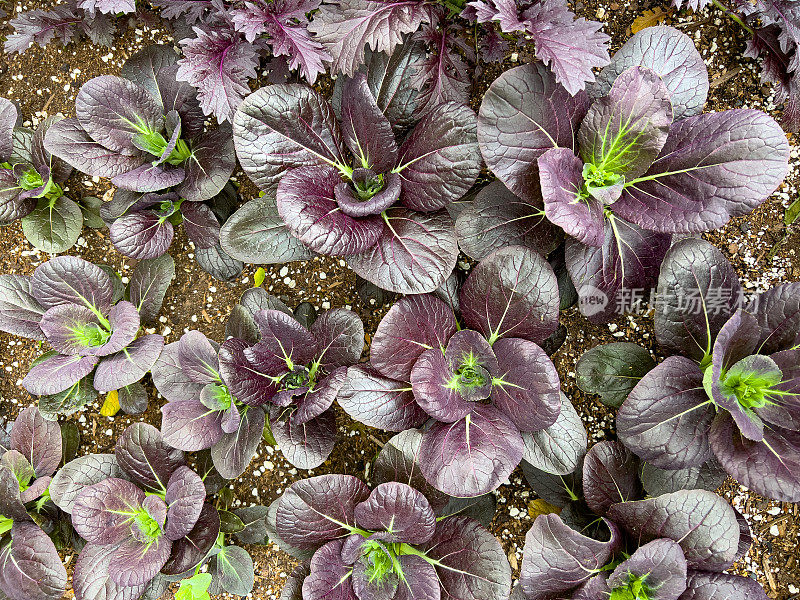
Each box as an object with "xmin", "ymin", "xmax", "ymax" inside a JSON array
[{"xmin": 0, "ymin": 7, "xmax": 796, "ymax": 600}]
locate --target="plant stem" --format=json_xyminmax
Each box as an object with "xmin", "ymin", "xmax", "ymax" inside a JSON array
[{"xmin": 711, "ymin": 0, "xmax": 754, "ymax": 35}]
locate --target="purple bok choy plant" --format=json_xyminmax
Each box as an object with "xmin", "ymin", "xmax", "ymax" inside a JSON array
[
  {"xmin": 49, "ymin": 423, "xmax": 221, "ymax": 600},
  {"xmin": 339, "ymin": 245, "xmax": 587, "ymax": 497},
  {"xmin": 44, "ymin": 45, "xmax": 235, "ymax": 202},
  {"xmin": 0, "ymin": 254, "xmax": 174, "ymax": 419},
  {"xmin": 152, "ymin": 289, "xmax": 364, "ymax": 478},
  {"xmin": 516, "ymin": 440, "xmax": 766, "ymax": 600},
  {"xmin": 221, "ymin": 64, "xmax": 481, "ymax": 294},
  {"xmin": 607, "ymin": 237, "xmax": 800, "ymax": 503},
  {"xmin": 0, "ymin": 407, "xmax": 68, "ymax": 600},
  {"xmin": 470, "ymin": 25, "xmax": 790, "ymax": 322}
]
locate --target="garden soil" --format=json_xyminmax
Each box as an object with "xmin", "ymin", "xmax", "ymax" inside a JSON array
[{"xmin": 0, "ymin": 1, "xmax": 798, "ymax": 598}]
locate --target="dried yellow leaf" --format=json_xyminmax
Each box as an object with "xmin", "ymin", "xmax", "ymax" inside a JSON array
[
  {"xmin": 100, "ymin": 390, "xmax": 121, "ymax": 417},
  {"xmin": 632, "ymin": 7, "xmax": 668, "ymax": 34},
  {"xmin": 528, "ymin": 498, "xmax": 561, "ymax": 520}
]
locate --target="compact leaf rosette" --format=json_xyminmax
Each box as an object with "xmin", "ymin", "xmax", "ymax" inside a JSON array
[
  {"xmin": 471, "ymin": 25, "xmax": 790, "ymax": 322},
  {"xmin": 0, "ymin": 407, "xmax": 68, "ymax": 600},
  {"xmin": 49, "ymin": 423, "xmax": 220, "ymax": 599},
  {"xmin": 600, "ymin": 238, "xmax": 800, "ymax": 502},
  {"xmin": 222, "ymin": 56, "xmax": 482, "ymax": 294},
  {"xmin": 0, "ymin": 254, "xmax": 174, "ymax": 418},
  {"xmin": 339, "ymin": 246, "xmax": 587, "ymax": 497},
  {"xmin": 152, "ymin": 289, "xmax": 364, "ymax": 478},
  {"xmin": 517, "ymin": 440, "xmax": 766, "ymax": 600}
]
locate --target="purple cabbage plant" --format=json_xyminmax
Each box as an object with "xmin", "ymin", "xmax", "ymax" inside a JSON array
[
  {"xmin": 595, "ymin": 237, "xmax": 800, "ymax": 503},
  {"xmin": 0, "ymin": 254, "xmax": 174, "ymax": 419},
  {"xmin": 0, "ymin": 407, "xmax": 68, "ymax": 600},
  {"xmin": 222, "ymin": 58, "xmax": 481, "ymax": 294},
  {"xmin": 152, "ymin": 288, "xmax": 364, "ymax": 478},
  {"xmin": 44, "ymin": 45, "xmax": 236, "ymax": 203},
  {"xmin": 338, "ymin": 245, "xmax": 588, "ymax": 497},
  {"xmin": 517, "ymin": 439, "xmax": 766, "ymax": 600},
  {"xmin": 49, "ymin": 422, "xmax": 221, "ymax": 600},
  {"xmin": 471, "ymin": 25, "xmax": 791, "ymax": 322},
  {"xmin": 271, "ymin": 470, "xmax": 511, "ymax": 600}
]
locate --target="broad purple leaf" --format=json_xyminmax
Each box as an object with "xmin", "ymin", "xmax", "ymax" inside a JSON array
[
  {"xmin": 155, "ymin": 63, "xmax": 206, "ymax": 139},
  {"xmin": 341, "ymin": 73, "xmax": 397, "ymax": 173},
  {"xmin": 302, "ymin": 538, "xmax": 355, "ymax": 600},
  {"xmin": 354, "ymin": 482, "xmax": 436, "ymax": 544},
  {"xmin": 0, "ymin": 465, "xmax": 28, "ymax": 522},
  {"xmin": 347, "ymin": 207, "xmax": 459, "ymax": 294},
  {"xmin": 233, "ymin": 84, "xmax": 342, "ymax": 191},
  {"xmin": 177, "ymin": 126, "xmax": 237, "ymax": 202},
  {"xmin": 680, "ymin": 570, "xmax": 769, "ymax": 600},
  {"xmin": 111, "ymin": 162, "xmax": 185, "ymax": 193},
  {"xmin": 0, "ymin": 522, "xmax": 67, "ymax": 600},
  {"xmin": 338, "ymin": 366, "xmax": 428, "ymax": 431},
  {"xmin": 520, "ymin": 393, "xmax": 586, "ymax": 475},
  {"xmin": 42, "ymin": 301, "xmax": 139, "ymax": 357},
  {"xmin": 614, "ymin": 110, "xmax": 790, "ymax": 233},
  {"xmin": 22, "ymin": 353, "xmax": 98, "ymax": 396},
  {"xmin": 211, "ymin": 405, "xmax": 266, "ymax": 479},
  {"xmin": 419, "ymin": 404, "xmax": 523, "ymax": 497},
  {"xmin": 31, "ymin": 116, "xmax": 72, "ymax": 184},
  {"xmin": 10, "ymin": 406, "xmax": 61, "ymax": 478},
  {"xmin": 396, "ymin": 102, "xmax": 481, "ymax": 212},
  {"xmin": 0, "ymin": 275, "xmax": 45, "ymax": 340},
  {"xmin": 120, "ymin": 45, "xmax": 180, "ymax": 107},
  {"xmin": 582, "ymin": 440, "xmax": 641, "ymax": 516},
  {"xmin": 370, "ymin": 293, "xmax": 457, "ymax": 381},
  {"xmin": 311, "ymin": 308, "xmax": 364, "ymax": 369},
  {"xmin": 308, "ymin": 0, "xmax": 430, "ymax": 76},
  {"xmin": 218, "ymin": 338, "xmax": 277, "ymax": 407},
  {"xmin": 109, "ymin": 536, "xmax": 172, "ymax": 587},
  {"xmin": 276, "ymin": 474, "xmax": 370, "ymax": 550},
  {"xmin": 78, "ymin": 0, "xmax": 136, "ymax": 14},
  {"xmin": 607, "ymin": 539, "xmax": 687, "ymax": 600},
  {"xmin": 164, "ymin": 466, "xmax": 205, "ymax": 541},
  {"xmin": 593, "ymin": 26, "xmax": 709, "ymax": 120},
  {"xmin": 178, "ymin": 330, "xmax": 221, "ymax": 384},
  {"xmin": 745, "ymin": 282, "xmax": 800, "ymax": 354},
  {"xmin": 460, "ymin": 245, "xmax": 559, "ymax": 344},
  {"xmin": 607, "ymin": 489, "xmax": 741, "ymax": 571},
  {"xmin": 394, "ymin": 555, "xmax": 440, "ymax": 600},
  {"xmin": 109, "ymin": 211, "xmax": 174, "ymax": 260},
  {"xmin": 72, "ymin": 477, "xmax": 145, "ymax": 545},
  {"xmin": 115, "ymin": 422, "xmax": 186, "ymax": 493},
  {"xmin": 248, "ymin": 308, "xmax": 317, "ymax": 370},
  {"xmin": 335, "ymin": 169, "xmax": 401, "ymax": 217},
  {"xmin": 293, "ymin": 369, "xmax": 346, "ymax": 424},
  {"xmin": 128, "ymin": 254, "xmax": 175, "ymax": 324},
  {"xmin": 640, "ymin": 458, "xmax": 727, "ymax": 497},
  {"xmin": 478, "ymin": 62, "xmax": 590, "ymax": 203},
  {"xmin": 411, "ymin": 346, "xmax": 477, "ymax": 423},
  {"xmin": 50, "ymin": 453, "xmax": 125, "ymax": 514},
  {"xmin": 72, "ymin": 543, "xmax": 150, "ymax": 600},
  {"xmin": 161, "ymin": 503, "xmax": 220, "ymax": 576},
  {"xmin": 151, "ymin": 342, "xmax": 207, "ymax": 403},
  {"xmin": 277, "ymin": 165, "xmax": 384, "ymax": 255},
  {"xmin": 93, "ymin": 334, "xmax": 164, "ymax": 392},
  {"xmin": 31, "ymin": 255, "xmax": 113, "ymax": 312},
  {"xmin": 270, "ymin": 407, "xmax": 336, "ymax": 470},
  {"xmin": 0, "ymin": 98, "xmax": 17, "ymax": 161},
  {"xmin": 655, "ymin": 238, "xmax": 741, "ymax": 362}
]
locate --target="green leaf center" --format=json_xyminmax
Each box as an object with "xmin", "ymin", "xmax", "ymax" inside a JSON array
[
  {"xmin": 134, "ymin": 509, "xmax": 162, "ymax": 540},
  {"xmin": 610, "ymin": 573, "xmax": 652, "ymax": 600}
]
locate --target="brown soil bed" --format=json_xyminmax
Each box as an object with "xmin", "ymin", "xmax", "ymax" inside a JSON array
[{"xmin": 0, "ymin": 1, "xmax": 798, "ymax": 599}]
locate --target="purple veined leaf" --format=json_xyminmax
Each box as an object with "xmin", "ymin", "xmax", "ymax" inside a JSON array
[
  {"xmin": 3, "ymin": 4, "xmax": 112, "ymax": 54},
  {"xmin": 582, "ymin": 440, "xmax": 641, "ymax": 516},
  {"xmin": 592, "ymin": 26, "xmax": 709, "ymax": 120},
  {"xmin": 78, "ymin": 0, "xmax": 136, "ymax": 14},
  {"xmin": 178, "ymin": 330, "xmax": 221, "ymax": 384},
  {"xmin": 565, "ymin": 213, "xmax": 671, "ymax": 324},
  {"xmin": 0, "ymin": 274, "xmax": 45, "ymax": 340},
  {"xmin": 31, "ymin": 116, "xmax": 72, "ymax": 184},
  {"xmin": 354, "ymin": 482, "xmax": 436, "ymax": 544},
  {"xmin": 418, "ymin": 514, "xmax": 511, "ymax": 599},
  {"xmin": 520, "ymin": 513, "xmax": 619, "ymax": 599},
  {"xmin": 392, "ymin": 554, "xmax": 439, "ymax": 600},
  {"xmin": 419, "ymin": 403, "xmax": 523, "ymax": 497},
  {"xmin": 573, "ymin": 576, "xmax": 612, "ymax": 600},
  {"xmin": 233, "ymin": 84, "xmax": 342, "ymax": 191},
  {"xmin": 93, "ymin": 333, "xmax": 164, "ymax": 392},
  {"xmin": 100, "ymin": 189, "xmax": 163, "ymax": 222},
  {"xmin": 43, "ymin": 118, "xmax": 146, "ymax": 179},
  {"xmin": 164, "ymin": 466, "xmax": 206, "ymax": 541},
  {"xmin": 338, "ymin": 366, "xmax": 427, "ymax": 432},
  {"xmin": 0, "ymin": 98, "xmax": 16, "ymax": 160},
  {"xmin": 293, "ymin": 369, "xmax": 347, "ymax": 425},
  {"xmin": 576, "ymin": 342, "xmax": 656, "ymax": 409},
  {"xmin": 341, "ymin": 73, "xmax": 397, "ymax": 173},
  {"xmin": 709, "ymin": 412, "xmax": 800, "ymax": 503},
  {"xmin": 0, "ymin": 522, "xmax": 67, "ymax": 600},
  {"xmin": 537, "ymin": 148, "xmax": 606, "ymax": 247},
  {"xmin": 10, "ymin": 406, "xmax": 61, "ymax": 478},
  {"xmin": 153, "ymin": 63, "xmax": 205, "ymax": 140},
  {"xmin": 456, "ymin": 180, "xmax": 561, "ymax": 261},
  {"xmin": 370, "ymin": 294, "xmax": 457, "ymax": 381},
  {"xmin": 478, "ymin": 62, "xmax": 590, "ymax": 203},
  {"xmin": 49, "ymin": 453, "xmax": 126, "ymax": 514},
  {"xmin": 19, "ymin": 475, "xmax": 50, "ymax": 504},
  {"xmin": 265, "ymin": 498, "xmax": 316, "ymax": 561},
  {"xmin": 334, "ymin": 169, "xmax": 401, "ymax": 218},
  {"xmin": 219, "ymin": 194, "xmax": 316, "ymax": 264},
  {"xmin": 579, "ymin": 67, "xmax": 673, "ymax": 181},
  {"xmin": 211, "ymin": 405, "xmax": 266, "ymax": 479},
  {"xmin": 76, "ymin": 75, "xmax": 163, "ymax": 155},
  {"xmin": 0, "ymin": 171, "xmax": 34, "ymax": 226},
  {"xmin": 745, "ymin": 281, "xmax": 800, "ymax": 355},
  {"xmin": 41, "ymin": 301, "xmax": 139, "ymax": 358},
  {"xmin": 72, "ymin": 477, "xmax": 145, "ymax": 545},
  {"xmin": 0, "ymin": 465, "xmax": 29, "ymax": 523},
  {"xmin": 460, "ymin": 245, "xmax": 560, "ymax": 345},
  {"xmin": 492, "ymin": 337, "xmax": 561, "ymax": 433},
  {"xmin": 311, "ymin": 308, "xmax": 364, "ymax": 370},
  {"xmin": 277, "ymin": 165, "xmax": 385, "ymax": 255},
  {"xmin": 218, "ymin": 338, "xmax": 277, "ymax": 407},
  {"xmin": 350, "ymin": 540, "xmax": 400, "ymax": 599},
  {"xmin": 22, "ymin": 354, "xmax": 98, "ymax": 396},
  {"xmin": 128, "ymin": 254, "xmax": 175, "ymax": 324},
  {"xmin": 655, "ymin": 238, "xmax": 742, "ymax": 363},
  {"xmin": 72, "ymin": 543, "xmax": 151, "ymax": 600},
  {"xmin": 115, "ymin": 422, "xmax": 186, "ymax": 494},
  {"xmin": 640, "ymin": 458, "xmax": 727, "ymax": 497},
  {"xmin": 308, "ymin": 0, "xmax": 430, "ymax": 77},
  {"xmin": 117, "ymin": 383, "xmax": 149, "ymax": 415},
  {"xmin": 395, "ymin": 102, "xmax": 481, "ymax": 212},
  {"xmin": 614, "ymin": 109, "xmax": 790, "ymax": 234},
  {"xmin": 151, "ymin": 342, "xmax": 207, "ymax": 403},
  {"xmin": 347, "ymin": 207, "xmax": 459, "ymax": 294},
  {"xmin": 161, "ymin": 503, "xmax": 221, "ymax": 576},
  {"xmin": 680, "ymin": 570, "xmax": 769, "ymax": 600},
  {"xmin": 609, "ymin": 489, "xmax": 742, "ymax": 571},
  {"xmin": 31, "ymin": 255, "xmax": 113, "ymax": 312},
  {"xmin": 109, "ymin": 535, "xmax": 172, "ymax": 587},
  {"xmin": 301, "ymin": 538, "xmax": 355, "ymax": 600},
  {"xmin": 270, "ymin": 406, "xmax": 337, "ymax": 470},
  {"xmin": 276, "ymin": 474, "xmax": 371, "ymax": 550},
  {"xmin": 617, "ymin": 356, "xmax": 715, "ymax": 469},
  {"xmin": 195, "ymin": 243, "xmax": 245, "ymax": 283},
  {"xmin": 280, "ymin": 562, "xmax": 311, "ymax": 600},
  {"xmin": 607, "ymin": 539, "xmax": 687, "ymax": 600},
  {"xmin": 2, "ymin": 451, "xmax": 34, "ymax": 493},
  {"xmin": 521, "ymin": 392, "xmax": 586, "ymax": 475},
  {"xmin": 177, "ymin": 125, "xmax": 237, "ymax": 202},
  {"xmin": 757, "ymin": 349, "xmax": 800, "ymax": 431},
  {"xmin": 248, "ymin": 308, "xmax": 317, "ymax": 371},
  {"xmin": 411, "ymin": 346, "xmax": 481, "ymax": 424},
  {"xmin": 111, "ymin": 162, "xmax": 185, "ymax": 193},
  {"xmin": 120, "ymin": 45, "xmax": 180, "ymax": 108}
]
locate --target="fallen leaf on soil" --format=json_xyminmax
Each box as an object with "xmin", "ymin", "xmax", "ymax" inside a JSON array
[
  {"xmin": 631, "ymin": 7, "xmax": 669, "ymax": 33},
  {"xmin": 528, "ymin": 498, "xmax": 561, "ymax": 519}
]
